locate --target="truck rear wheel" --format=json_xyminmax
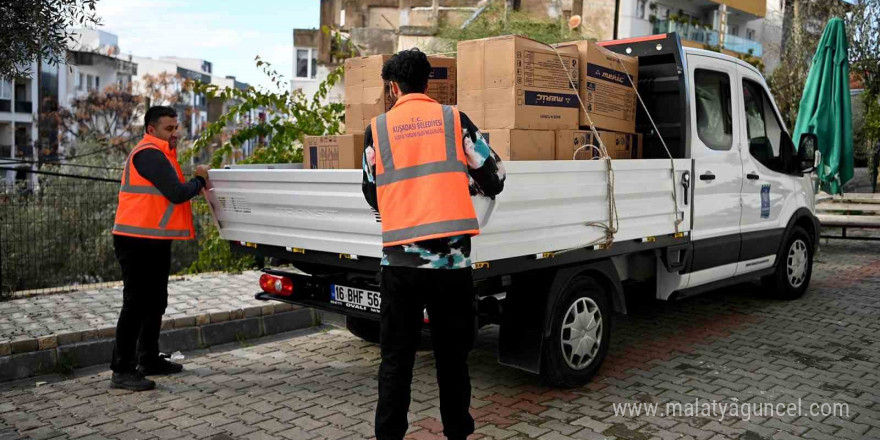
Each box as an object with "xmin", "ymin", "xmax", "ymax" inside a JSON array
[
  {"xmin": 346, "ymin": 317, "xmax": 381, "ymax": 344},
  {"xmin": 763, "ymin": 226, "xmax": 813, "ymax": 300},
  {"xmin": 542, "ymin": 276, "xmax": 611, "ymax": 388}
]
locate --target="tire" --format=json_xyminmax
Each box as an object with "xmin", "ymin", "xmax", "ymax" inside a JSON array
[
  {"xmin": 346, "ymin": 317, "xmax": 380, "ymax": 344},
  {"xmin": 345, "ymin": 316, "xmax": 433, "ymax": 351},
  {"xmin": 763, "ymin": 226, "xmax": 813, "ymax": 300},
  {"xmin": 541, "ymin": 276, "xmax": 612, "ymax": 388}
]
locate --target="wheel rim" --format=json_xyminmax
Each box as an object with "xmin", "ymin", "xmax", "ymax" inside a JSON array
[
  {"xmin": 560, "ymin": 297, "xmax": 603, "ymax": 370},
  {"xmin": 787, "ymin": 239, "xmax": 809, "ymax": 288}
]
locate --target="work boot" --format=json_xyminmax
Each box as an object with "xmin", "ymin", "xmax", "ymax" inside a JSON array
[
  {"xmin": 110, "ymin": 371, "xmax": 156, "ymax": 391},
  {"xmin": 138, "ymin": 358, "xmax": 184, "ymax": 376}
]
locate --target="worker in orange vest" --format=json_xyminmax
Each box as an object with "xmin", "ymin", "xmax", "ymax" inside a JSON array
[
  {"xmin": 110, "ymin": 106, "xmax": 209, "ymax": 391},
  {"xmin": 362, "ymin": 49, "xmax": 506, "ymax": 440}
]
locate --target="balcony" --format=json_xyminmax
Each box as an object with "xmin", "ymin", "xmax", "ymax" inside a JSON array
[
  {"xmin": 14, "ymin": 101, "xmax": 32, "ymax": 113},
  {"xmin": 653, "ymin": 19, "xmax": 763, "ymax": 57}
]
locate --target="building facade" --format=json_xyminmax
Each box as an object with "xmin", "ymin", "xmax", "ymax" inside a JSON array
[{"xmin": 0, "ymin": 62, "xmax": 39, "ymax": 187}]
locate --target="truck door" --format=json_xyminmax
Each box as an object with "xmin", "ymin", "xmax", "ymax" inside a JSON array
[
  {"xmin": 735, "ymin": 67, "xmax": 794, "ymax": 275},
  {"xmin": 686, "ymin": 55, "xmax": 743, "ymax": 286}
]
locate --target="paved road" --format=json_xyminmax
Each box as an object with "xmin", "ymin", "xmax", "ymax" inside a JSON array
[{"xmin": 1, "ymin": 239, "xmax": 878, "ymax": 440}]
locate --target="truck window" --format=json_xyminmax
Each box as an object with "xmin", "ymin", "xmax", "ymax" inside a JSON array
[
  {"xmin": 742, "ymin": 79, "xmax": 789, "ymax": 172},
  {"xmin": 694, "ymin": 69, "xmax": 733, "ymax": 151}
]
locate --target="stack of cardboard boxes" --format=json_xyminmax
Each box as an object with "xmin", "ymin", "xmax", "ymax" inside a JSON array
[
  {"xmin": 553, "ymin": 40, "xmax": 641, "ymax": 161},
  {"xmin": 304, "ymin": 54, "xmax": 457, "ymax": 169},
  {"xmin": 303, "ymin": 36, "xmax": 642, "ymax": 169},
  {"xmin": 457, "ymin": 35, "xmax": 578, "ymax": 161}
]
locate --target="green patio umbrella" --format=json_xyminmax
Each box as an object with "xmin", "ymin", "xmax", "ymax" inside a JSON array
[{"xmin": 793, "ymin": 17, "xmax": 853, "ymax": 195}]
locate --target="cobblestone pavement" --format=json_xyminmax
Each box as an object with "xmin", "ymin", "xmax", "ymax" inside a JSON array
[
  {"xmin": 0, "ymin": 272, "xmax": 262, "ymax": 344},
  {"xmin": 1, "ymin": 239, "xmax": 878, "ymax": 440}
]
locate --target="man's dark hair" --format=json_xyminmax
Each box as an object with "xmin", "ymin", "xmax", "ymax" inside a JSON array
[
  {"xmin": 381, "ymin": 48, "xmax": 432, "ymax": 95},
  {"xmin": 144, "ymin": 106, "xmax": 177, "ymax": 131}
]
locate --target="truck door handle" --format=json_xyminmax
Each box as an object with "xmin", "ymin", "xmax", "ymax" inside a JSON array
[
  {"xmin": 699, "ymin": 172, "xmax": 715, "ymax": 181},
  {"xmin": 681, "ymin": 170, "xmax": 690, "ymax": 205},
  {"xmin": 747, "ymin": 172, "xmax": 760, "ymax": 180}
]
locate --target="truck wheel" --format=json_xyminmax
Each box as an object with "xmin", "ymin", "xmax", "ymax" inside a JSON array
[
  {"xmin": 346, "ymin": 317, "xmax": 380, "ymax": 344},
  {"xmin": 345, "ymin": 317, "xmax": 433, "ymax": 351},
  {"xmin": 763, "ymin": 226, "xmax": 813, "ymax": 300},
  {"xmin": 542, "ymin": 276, "xmax": 612, "ymax": 388}
]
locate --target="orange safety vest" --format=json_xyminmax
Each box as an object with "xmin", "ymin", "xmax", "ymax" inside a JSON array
[
  {"xmin": 112, "ymin": 134, "xmax": 195, "ymax": 240},
  {"xmin": 371, "ymin": 93, "xmax": 479, "ymax": 246}
]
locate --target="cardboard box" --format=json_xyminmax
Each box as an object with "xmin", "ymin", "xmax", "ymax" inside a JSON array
[
  {"xmin": 554, "ymin": 41, "xmax": 639, "ymax": 133},
  {"xmin": 457, "ymin": 35, "xmax": 580, "ymax": 130},
  {"xmin": 483, "ymin": 129, "xmax": 555, "ymax": 161},
  {"xmin": 344, "ymin": 55, "xmax": 456, "ymax": 133},
  {"xmin": 555, "ymin": 130, "xmax": 642, "ymax": 160},
  {"xmin": 303, "ymin": 133, "xmax": 365, "ymax": 169}
]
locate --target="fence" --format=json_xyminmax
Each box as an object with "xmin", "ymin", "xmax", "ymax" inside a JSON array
[{"xmin": 0, "ymin": 179, "xmax": 213, "ymax": 299}]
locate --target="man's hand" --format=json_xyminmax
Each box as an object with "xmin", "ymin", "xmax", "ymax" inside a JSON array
[{"xmin": 195, "ymin": 165, "xmax": 210, "ymax": 180}]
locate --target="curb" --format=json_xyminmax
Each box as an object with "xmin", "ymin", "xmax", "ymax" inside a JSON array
[{"xmin": 0, "ymin": 308, "xmax": 317, "ymax": 382}]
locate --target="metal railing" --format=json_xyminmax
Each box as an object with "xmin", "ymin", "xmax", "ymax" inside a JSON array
[
  {"xmin": 0, "ymin": 180, "xmax": 213, "ymax": 299},
  {"xmin": 653, "ymin": 20, "xmax": 763, "ymax": 56}
]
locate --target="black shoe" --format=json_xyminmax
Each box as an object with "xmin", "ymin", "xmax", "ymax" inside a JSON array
[
  {"xmin": 110, "ymin": 371, "xmax": 156, "ymax": 391},
  {"xmin": 138, "ymin": 358, "xmax": 184, "ymax": 376}
]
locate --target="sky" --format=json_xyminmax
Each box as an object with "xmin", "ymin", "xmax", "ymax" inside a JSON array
[{"xmin": 94, "ymin": 0, "xmax": 321, "ymax": 90}]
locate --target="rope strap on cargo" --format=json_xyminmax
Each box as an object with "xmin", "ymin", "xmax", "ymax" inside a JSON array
[
  {"xmin": 607, "ymin": 50, "xmax": 683, "ymax": 233},
  {"xmin": 552, "ymin": 46, "xmax": 619, "ymax": 250},
  {"xmin": 551, "ymin": 43, "xmax": 683, "ymax": 255}
]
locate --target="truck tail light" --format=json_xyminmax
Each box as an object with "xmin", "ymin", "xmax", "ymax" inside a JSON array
[{"xmin": 259, "ymin": 274, "xmax": 294, "ymax": 296}]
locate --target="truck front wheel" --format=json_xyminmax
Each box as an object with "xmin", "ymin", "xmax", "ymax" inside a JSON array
[
  {"xmin": 763, "ymin": 226, "xmax": 813, "ymax": 300},
  {"xmin": 542, "ymin": 276, "xmax": 612, "ymax": 388}
]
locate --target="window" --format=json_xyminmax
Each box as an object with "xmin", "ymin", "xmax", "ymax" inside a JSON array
[
  {"xmin": 694, "ymin": 69, "xmax": 732, "ymax": 151},
  {"xmin": 729, "ymin": 24, "xmax": 739, "ymax": 36},
  {"xmin": 743, "ymin": 79, "xmax": 790, "ymax": 172},
  {"xmin": 295, "ymin": 48, "xmax": 317, "ymax": 79},
  {"xmin": 0, "ymin": 81, "xmax": 10, "ymax": 99},
  {"xmin": 76, "ymin": 73, "xmax": 84, "ymax": 91},
  {"xmin": 637, "ymin": 0, "xmax": 648, "ymax": 19},
  {"xmin": 86, "ymin": 74, "xmax": 94, "ymax": 91},
  {"xmin": 746, "ymin": 28, "xmax": 756, "ymax": 40},
  {"xmin": 95, "ymin": 76, "xmax": 99, "ymax": 90}
]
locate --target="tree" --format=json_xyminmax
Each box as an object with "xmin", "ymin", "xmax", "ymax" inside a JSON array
[
  {"xmin": 0, "ymin": 0, "xmax": 100, "ymax": 79},
  {"xmin": 190, "ymin": 57, "xmax": 345, "ymax": 168},
  {"xmin": 770, "ymin": 0, "xmax": 878, "ymax": 128},
  {"xmin": 46, "ymin": 83, "xmax": 144, "ymax": 156}
]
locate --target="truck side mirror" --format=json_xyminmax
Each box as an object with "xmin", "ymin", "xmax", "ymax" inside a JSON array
[{"xmin": 798, "ymin": 133, "xmax": 818, "ymax": 173}]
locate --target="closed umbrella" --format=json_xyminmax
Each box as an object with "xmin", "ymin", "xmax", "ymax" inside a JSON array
[{"xmin": 793, "ymin": 17, "xmax": 853, "ymax": 195}]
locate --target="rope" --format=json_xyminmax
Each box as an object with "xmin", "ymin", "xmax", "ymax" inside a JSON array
[
  {"xmin": 552, "ymin": 46, "xmax": 619, "ymax": 250},
  {"xmin": 606, "ymin": 50, "xmax": 682, "ymax": 233}
]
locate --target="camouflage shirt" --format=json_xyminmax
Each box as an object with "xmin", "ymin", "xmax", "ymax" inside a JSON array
[{"xmin": 362, "ymin": 110, "xmax": 506, "ymax": 269}]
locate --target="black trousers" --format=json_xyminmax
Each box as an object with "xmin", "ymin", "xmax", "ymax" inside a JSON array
[
  {"xmin": 110, "ymin": 235, "xmax": 172, "ymax": 373},
  {"xmin": 375, "ymin": 266, "xmax": 476, "ymax": 440}
]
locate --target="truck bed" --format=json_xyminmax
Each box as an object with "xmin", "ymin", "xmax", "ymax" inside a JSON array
[{"xmin": 206, "ymin": 159, "xmax": 693, "ymax": 264}]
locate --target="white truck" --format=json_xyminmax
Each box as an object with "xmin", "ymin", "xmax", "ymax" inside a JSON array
[{"xmin": 204, "ymin": 34, "xmax": 820, "ymax": 387}]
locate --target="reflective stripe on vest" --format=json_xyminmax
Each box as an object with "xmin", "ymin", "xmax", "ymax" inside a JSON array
[
  {"xmin": 375, "ymin": 105, "xmax": 467, "ymax": 187},
  {"xmin": 373, "ymin": 101, "xmax": 479, "ymax": 246}
]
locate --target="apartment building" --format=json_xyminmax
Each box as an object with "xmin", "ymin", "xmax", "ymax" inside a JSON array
[
  {"xmin": 620, "ymin": 0, "xmax": 767, "ymax": 55},
  {"xmin": 127, "ymin": 56, "xmax": 211, "ymax": 141},
  {"xmin": 206, "ymin": 75, "xmax": 262, "ymax": 163},
  {"xmin": 0, "ymin": 62, "xmax": 39, "ymax": 187}
]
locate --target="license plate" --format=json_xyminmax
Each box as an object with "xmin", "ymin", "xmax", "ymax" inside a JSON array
[{"xmin": 330, "ymin": 284, "xmax": 381, "ymax": 314}]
